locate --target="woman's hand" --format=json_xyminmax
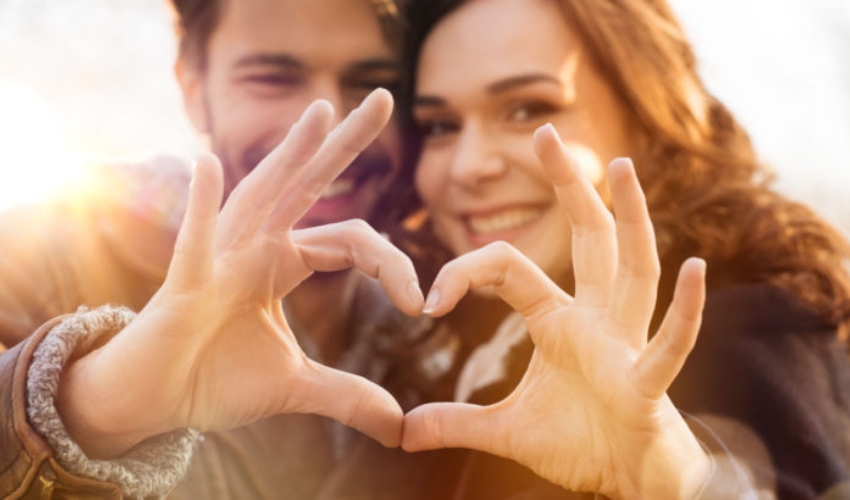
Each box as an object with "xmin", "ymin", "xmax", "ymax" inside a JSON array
[
  {"xmin": 402, "ymin": 124, "xmax": 711, "ymax": 500},
  {"xmin": 57, "ymin": 89, "xmax": 424, "ymax": 458}
]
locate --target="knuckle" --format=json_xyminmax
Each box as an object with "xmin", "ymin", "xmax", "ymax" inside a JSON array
[
  {"xmin": 339, "ymin": 218, "xmax": 373, "ymax": 236},
  {"xmin": 600, "ymin": 210, "xmax": 616, "ymax": 232},
  {"xmin": 648, "ymin": 257, "xmax": 662, "ymax": 280},
  {"xmin": 341, "ymin": 381, "xmax": 371, "ymax": 427},
  {"xmin": 340, "ymin": 219, "xmax": 380, "ymax": 248},
  {"xmin": 485, "ymin": 241, "xmax": 522, "ymax": 263},
  {"xmin": 349, "ymin": 218, "xmax": 372, "ymax": 231},
  {"xmin": 421, "ymin": 410, "xmax": 446, "ymax": 447}
]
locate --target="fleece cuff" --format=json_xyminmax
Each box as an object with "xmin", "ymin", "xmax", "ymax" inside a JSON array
[{"xmin": 26, "ymin": 305, "xmax": 199, "ymax": 499}]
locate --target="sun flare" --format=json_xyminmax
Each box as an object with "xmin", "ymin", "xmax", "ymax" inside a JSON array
[{"xmin": 0, "ymin": 81, "xmax": 86, "ymax": 209}]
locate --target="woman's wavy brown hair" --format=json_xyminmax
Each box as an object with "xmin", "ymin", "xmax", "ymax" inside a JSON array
[{"xmin": 398, "ymin": 0, "xmax": 850, "ymax": 341}]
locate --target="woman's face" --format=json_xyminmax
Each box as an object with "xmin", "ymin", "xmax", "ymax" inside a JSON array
[{"xmin": 414, "ymin": 0, "xmax": 642, "ymax": 285}]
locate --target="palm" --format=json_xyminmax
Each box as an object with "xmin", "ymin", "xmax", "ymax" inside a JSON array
[
  {"xmin": 500, "ymin": 311, "xmax": 668, "ymax": 494},
  {"xmin": 403, "ymin": 126, "xmax": 709, "ymax": 499},
  {"xmin": 63, "ymin": 90, "xmax": 423, "ymax": 458}
]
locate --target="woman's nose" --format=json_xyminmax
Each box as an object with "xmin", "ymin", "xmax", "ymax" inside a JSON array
[{"xmin": 448, "ymin": 123, "xmax": 508, "ymax": 189}]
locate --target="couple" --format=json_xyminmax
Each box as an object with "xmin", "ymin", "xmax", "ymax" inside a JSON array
[{"xmin": 3, "ymin": 0, "xmax": 850, "ymax": 498}]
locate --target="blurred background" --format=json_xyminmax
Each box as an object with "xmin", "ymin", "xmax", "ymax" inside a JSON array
[{"xmin": 0, "ymin": 0, "xmax": 848, "ymax": 232}]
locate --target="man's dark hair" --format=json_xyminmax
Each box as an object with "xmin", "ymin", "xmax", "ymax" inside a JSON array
[
  {"xmin": 168, "ymin": 0, "xmax": 223, "ymax": 71},
  {"xmin": 167, "ymin": 0, "xmax": 405, "ymax": 72}
]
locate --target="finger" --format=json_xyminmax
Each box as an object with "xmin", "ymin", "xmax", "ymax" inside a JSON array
[
  {"xmin": 290, "ymin": 220, "xmax": 424, "ymax": 315},
  {"xmin": 533, "ymin": 124, "xmax": 616, "ymax": 306},
  {"xmin": 293, "ymin": 361, "xmax": 404, "ymax": 448},
  {"xmin": 402, "ymin": 402, "xmax": 506, "ymax": 456},
  {"xmin": 632, "ymin": 258, "xmax": 706, "ymax": 399},
  {"xmin": 607, "ymin": 158, "xmax": 661, "ymax": 342},
  {"xmin": 218, "ymin": 99, "xmax": 335, "ymax": 242},
  {"xmin": 167, "ymin": 153, "xmax": 223, "ymax": 288},
  {"xmin": 424, "ymin": 241, "xmax": 569, "ymax": 328},
  {"xmin": 264, "ymin": 88, "xmax": 394, "ymax": 233}
]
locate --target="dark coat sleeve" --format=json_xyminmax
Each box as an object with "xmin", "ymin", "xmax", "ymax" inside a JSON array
[{"xmin": 669, "ymin": 283, "xmax": 850, "ymax": 499}]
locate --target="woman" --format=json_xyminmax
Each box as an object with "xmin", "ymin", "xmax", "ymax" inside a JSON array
[{"xmin": 388, "ymin": 0, "xmax": 850, "ymax": 498}]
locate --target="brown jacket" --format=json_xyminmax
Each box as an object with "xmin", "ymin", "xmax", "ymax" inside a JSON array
[
  {"xmin": 0, "ymin": 159, "xmax": 185, "ymax": 498},
  {"xmin": 0, "ymin": 159, "xmax": 437, "ymax": 499},
  {"xmin": 4, "ymin": 159, "xmax": 845, "ymax": 499}
]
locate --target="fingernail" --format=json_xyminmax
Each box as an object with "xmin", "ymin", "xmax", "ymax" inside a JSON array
[
  {"xmin": 408, "ymin": 280, "xmax": 425, "ymax": 308},
  {"xmin": 422, "ymin": 289, "xmax": 441, "ymax": 315}
]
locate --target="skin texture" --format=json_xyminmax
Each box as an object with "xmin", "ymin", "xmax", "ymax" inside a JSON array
[
  {"xmin": 174, "ymin": 0, "xmax": 403, "ymax": 365},
  {"xmin": 57, "ymin": 90, "xmax": 425, "ymax": 459},
  {"xmin": 53, "ymin": 1, "xmax": 713, "ymax": 496},
  {"xmin": 413, "ymin": 0, "xmax": 642, "ymax": 289},
  {"xmin": 405, "ymin": 1, "xmax": 712, "ymax": 497},
  {"xmin": 406, "ymin": 126, "xmax": 711, "ymax": 500},
  {"xmin": 179, "ymin": 0, "xmax": 401, "ymax": 228}
]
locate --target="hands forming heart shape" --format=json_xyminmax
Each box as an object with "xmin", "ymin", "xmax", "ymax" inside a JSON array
[{"xmin": 59, "ymin": 90, "xmax": 711, "ymax": 499}]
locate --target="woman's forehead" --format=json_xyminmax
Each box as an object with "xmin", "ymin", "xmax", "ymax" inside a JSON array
[{"xmin": 416, "ymin": 0, "xmax": 584, "ymax": 94}]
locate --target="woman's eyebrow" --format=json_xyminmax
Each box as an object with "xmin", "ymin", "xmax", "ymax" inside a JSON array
[
  {"xmin": 414, "ymin": 73, "xmax": 563, "ymax": 109},
  {"xmin": 486, "ymin": 74, "xmax": 562, "ymax": 94}
]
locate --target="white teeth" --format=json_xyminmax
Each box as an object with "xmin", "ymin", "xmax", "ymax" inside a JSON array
[
  {"xmin": 319, "ymin": 178, "xmax": 355, "ymax": 200},
  {"xmin": 467, "ymin": 207, "xmax": 543, "ymax": 234}
]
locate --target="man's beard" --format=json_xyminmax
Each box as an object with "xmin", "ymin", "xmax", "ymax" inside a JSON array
[{"xmin": 214, "ymin": 137, "xmax": 396, "ymax": 225}]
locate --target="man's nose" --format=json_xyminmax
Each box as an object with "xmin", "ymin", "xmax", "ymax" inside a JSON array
[{"xmin": 309, "ymin": 80, "xmax": 351, "ymax": 128}]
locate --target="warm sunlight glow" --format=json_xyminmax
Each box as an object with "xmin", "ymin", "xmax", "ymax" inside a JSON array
[{"xmin": 0, "ymin": 81, "xmax": 84, "ymax": 209}]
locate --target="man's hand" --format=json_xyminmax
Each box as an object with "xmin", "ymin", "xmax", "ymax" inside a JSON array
[{"xmin": 57, "ymin": 89, "xmax": 423, "ymax": 459}]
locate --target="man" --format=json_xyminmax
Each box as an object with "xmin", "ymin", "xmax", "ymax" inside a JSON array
[
  {"xmin": 173, "ymin": 0, "xmax": 405, "ymax": 366},
  {"xmin": 0, "ymin": 1, "xmax": 422, "ymax": 497}
]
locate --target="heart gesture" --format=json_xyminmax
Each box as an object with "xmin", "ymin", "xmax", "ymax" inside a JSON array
[
  {"xmin": 403, "ymin": 125, "xmax": 711, "ymax": 500},
  {"xmin": 58, "ymin": 89, "xmax": 424, "ymax": 459}
]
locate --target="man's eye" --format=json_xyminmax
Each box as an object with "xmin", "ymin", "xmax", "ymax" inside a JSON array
[
  {"xmin": 417, "ymin": 118, "xmax": 459, "ymax": 138},
  {"xmin": 244, "ymin": 74, "xmax": 302, "ymax": 87},
  {"xmin": 349, "ymin": 79, "xmax": 401, "ymax": 95},
  {"xmin": 507, "ymin": 101, "xmax": 556, "ymax": 122}
]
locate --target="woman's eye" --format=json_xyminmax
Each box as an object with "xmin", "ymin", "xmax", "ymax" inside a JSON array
[{"xmin": 507, "ymin": 101, "xmax": 556, "ymax": 123}]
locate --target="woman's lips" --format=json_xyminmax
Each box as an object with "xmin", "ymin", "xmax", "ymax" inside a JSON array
[
  {"xmin": 463, "ymin": 205, "xmax": 547, "ymax": 247},
  {"xmin": 466, "ymin": 206, "xmax": 544, "ymax": 233}
]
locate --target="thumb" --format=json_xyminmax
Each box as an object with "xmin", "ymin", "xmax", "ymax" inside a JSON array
[
  {"xmin": 402, "ymin": 402, "xmax": 504, "ymax": 455},
  {"xmin": 293, "ymin": 362, "xmax": 404, "ymax": 448}
]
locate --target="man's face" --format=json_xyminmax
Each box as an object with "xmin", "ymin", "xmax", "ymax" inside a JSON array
[{"xmin": 181, "ymin": 0, "xmax": 400, "ymax": 229}]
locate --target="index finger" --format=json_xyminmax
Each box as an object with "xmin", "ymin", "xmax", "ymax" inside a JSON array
[
  {"xmin": 424, "ymin": 241, "xmax": 571, "ymax": 326},
  {"xmin": 533, "ymin": 125, "xmax": 617, "ymax": 307},
  {"xmin": 291, "ymin": 219, "xmax": 424, "ymax": 316},
  {"xmin": 265, "ymin": 88, "xmax": 395, "ymax": 233},
  {"xmin": 219, "ymin": 98, "xmax": 336, "ymax": 242}
]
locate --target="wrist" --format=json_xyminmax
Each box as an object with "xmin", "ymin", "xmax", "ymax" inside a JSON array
[
  {"xmin": 57, "ymin": 350, "xmax": 162, "ymax": 458},
  {"xmin": 619, "ymin": 407, "xmax": 712, "ymax": 499},
  {"xmin": 28, "ymin": 305, "xmax": 173, "ymax": 459},
  {"xmin": 27, "ymin": 306, "xmax": 200, "ymax": 497}
]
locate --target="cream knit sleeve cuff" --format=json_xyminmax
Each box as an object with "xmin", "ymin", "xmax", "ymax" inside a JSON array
[{"xmin": 26, "ymin": 305, "xmax": 199, "ymax": 499}]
